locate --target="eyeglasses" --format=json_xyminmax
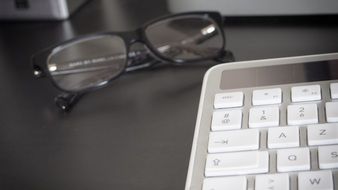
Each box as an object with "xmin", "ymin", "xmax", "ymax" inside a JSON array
[{"xmin": 32, "ymin": 11, "xmax": 233, "ymax": 112}]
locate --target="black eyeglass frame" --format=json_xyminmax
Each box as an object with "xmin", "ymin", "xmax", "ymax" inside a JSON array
[{"xmin": 32, "ymin": 11, "xmax": 229, "ymax": 111}]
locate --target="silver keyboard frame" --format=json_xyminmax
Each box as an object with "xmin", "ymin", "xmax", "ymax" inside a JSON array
[{"xmin": 185, "ymin": 53, "xmax": 338, "ymax": 190}]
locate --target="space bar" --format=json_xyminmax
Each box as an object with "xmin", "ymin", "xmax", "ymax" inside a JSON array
[{"xmin": 205, "ymin": 151, "xmax": 269, "ymax": 177}]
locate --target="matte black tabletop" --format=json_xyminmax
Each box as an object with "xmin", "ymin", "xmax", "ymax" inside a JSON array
[{"xmin": 1, "ymin": 1, "xmax": 338, "ymax": 189}]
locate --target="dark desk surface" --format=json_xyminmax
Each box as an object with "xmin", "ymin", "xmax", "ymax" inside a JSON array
[{"xmin": 1, "ymin": 0, "xmax": 338, "ymax": 189}]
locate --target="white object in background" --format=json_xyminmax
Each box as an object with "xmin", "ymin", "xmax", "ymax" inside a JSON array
[
  {"xmin": 168, "ymin": 0, "xmax": 338, "ymax": 16},
  {"xmin": 0, "ymin": 0, "xmax": 88, "ymax": 20}
]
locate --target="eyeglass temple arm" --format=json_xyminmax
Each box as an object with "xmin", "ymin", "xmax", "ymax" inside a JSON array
[
  {"xmin": 215, "ymin": 50, "xmax": 235, "ymax": 62},
  {"xmin": 54, "ymin": 92, "xmax": 84, "ymax": 112}
]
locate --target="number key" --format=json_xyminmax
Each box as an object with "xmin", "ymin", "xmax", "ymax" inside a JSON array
[
  {"xmin": 291, "ymin": 85, "xmax": 321, "ymax": 102},
  {"xmin": 211, "ymin": 109, "xmax": 242, "ymax": 131},
  {"xmin": 252, "ymin": 88, "xmax": 282, "ymax": 105},
  {"xmin": 249, "ymin": 106, "xmax": 279, "ymax": 128},
  {"xmin": 287, "ymin": 104, "xmax": 318, "ymax": 125},
  {"xmin": 331, "ymin": 83, "xmax": 338, "ymax": 99}
]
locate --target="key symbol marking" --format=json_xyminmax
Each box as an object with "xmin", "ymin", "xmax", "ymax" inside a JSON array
[
  {"xmin": 288, "ymin": 155, "xmax": 297, "ymax": 161},
  {"xmin": 213, "ymin": 159, "xmax": 221, "ymax": 166},
  {"xmin": 279, "ymin": 132, "xmax": 287, "ymax": 138},
  {"xmin": 222, "ymin": 95, "xmax": 233, "ymax": 100},
  {"xmin": 302, "ymin": 89, "xmax": 309, "ymax": 93},
  {"xmin": 319, "ymin": 129, "xmax": 327, "ymax": 135},
  {"xmin": 309, "ymin": 178, "xmax": 321, "ymax": 185},
  {"xmin": 260, "ymin": 115, "xmax": 267, "ymax": 120},
  {"xmin": 215, "ymin": 139, "xmax": 228, "ymax": 144},
  {"xmin": 222, "ymin": 119, "xmax": 230, "ymax": 124}
]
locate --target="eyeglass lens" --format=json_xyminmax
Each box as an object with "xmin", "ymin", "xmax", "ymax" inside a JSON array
[
  {"xmin": 145, "ymin": 15, "xmax": 223, "ymax": 62},
  {"xmin": 47, "ymin": 35, "xmax": 127, "ymax": 92}
]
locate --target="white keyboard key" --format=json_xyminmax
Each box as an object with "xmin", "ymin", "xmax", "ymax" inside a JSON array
[
  {"xmin": 249, "ymin": 106, "xmax": 279, "ymax": 128},
  {"xmin": 291, "ymin": 85, "xmax": 321, "ymax": 102},
  {"xmin": 214, "ymin": 92, "xmax": 244, "ymax": 109},
  {"xmin": 268, "ymin": 126, "xmax": 299, "ymax": 149},
  {"xmin": 307, "ymin": 123, "xmax": 338, "ymax": 146},
  {"xmin": 203, "ymin": 176, "xmax": 247, "ymax": 190},
  {"xmin": 331, "ymin": 83, "xmax": 338, "ymax": 99},
  {"xmin": 205, "ymin": 151, "xmax": 269, "ymax": 177},
  {"xmin": 326, "ymin": 102, "xmax": 338, "ymax": 123},
  {"xmin": 252, "ymin": 88, "xmax": 282, "ymax": 106},
  {"xmin": 277, "ymin": 147, "xmax": 310, "ymax": 172},
  {"xmin": 298, "ymin": 170, "xmax": 333, "ymax": 190},
  {"xmin": 211, "ymin": 109, "xmax": 242, "ymax": 131},
  {"xmin": 255, "ymin": 173, "xmax": 289, "ymax": 190},
  {"xmin": 208, "ymin": 129, "xmax": 259, "ymax": 153},
  {"xmin": 318, "ymin": 145, "xmax": 338, "ymax": 169},
  {"xmin": 287, "ymin": 104, "xmax": 318, "ymax": 125}
]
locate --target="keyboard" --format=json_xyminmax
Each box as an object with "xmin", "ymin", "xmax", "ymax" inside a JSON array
[{"xmin": 185, "ymin": 53, "xmax": 338, "ymax": 190}]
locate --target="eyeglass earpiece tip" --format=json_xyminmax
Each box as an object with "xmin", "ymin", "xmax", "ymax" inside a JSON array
[
  {"xmin": 33, "ymin": 65, "xmax": 44, "ymax": 78},
  {"xmin": 55, "ymin": 96, "xmax": 71, "ymax": 112},
  {"xmin": 54, "ymin": 93, "xmax": 83, "ymax": 112}
]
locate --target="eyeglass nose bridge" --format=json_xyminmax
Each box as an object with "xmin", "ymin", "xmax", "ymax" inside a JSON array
[
  {"xmin": 124, "ymin": 28, "xmax": 145, "ymax": 44},
  {"xmin": 122, "ymin": 29, "xmax": 162, "ymax": 71},
  {"xmin": 126, "ymin": 42, "xmax": 161, "ymax": 70}
]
